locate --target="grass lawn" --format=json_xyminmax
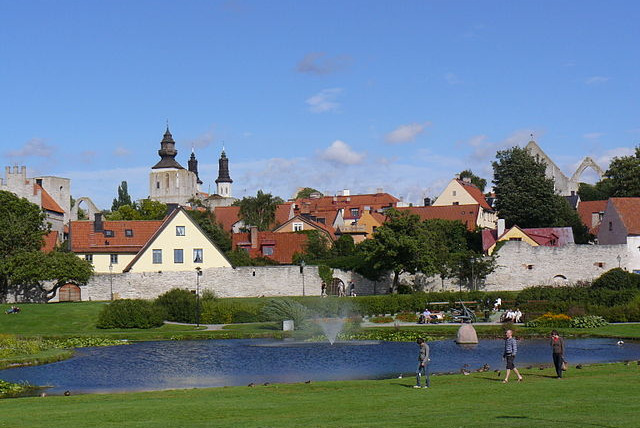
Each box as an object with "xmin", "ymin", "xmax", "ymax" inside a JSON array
[
  {"xmin": 0, "ymin": 363, "xmax": 638, "ymax": 427},
  {"xmin": 0, "ymin": 302, "xmax": 280, "ymax": 340}
]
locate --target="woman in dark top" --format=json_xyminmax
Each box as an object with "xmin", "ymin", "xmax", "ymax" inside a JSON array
[{"xmin": 550, "ymin": 330, "xmax": 565, "ymax": 378}]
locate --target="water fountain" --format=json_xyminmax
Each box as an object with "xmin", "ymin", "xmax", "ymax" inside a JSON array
[{"xmin": 316, "ymin": 317, "xmax": 346, "ymax": 345}]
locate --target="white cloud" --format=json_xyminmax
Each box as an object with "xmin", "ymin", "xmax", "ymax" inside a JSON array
[
  {"xmin": 81, "ymin": 151, "xmax": 96, "ymax": 163},
  {"xmin": 306, "ymin": 88, "xmax": 342, "ymax": 113},
  {"xmin": 583, "ymin": 132, "xmax": 604, "ymax": 140},
  {"xmin": 296, "ymin": 52, "xmax": 351, "ymax": 75},
  {"xmin": 5, "ymin": 138, "xmax": 54, "ymax": 158},
  {"xmin": 114, "ymin": 147, "xmax": 131, "ymax": 157},
  {"xmin": 444, "ymin": 72, "xmax": 462, "ymax": 85},
  {"xmin": 585, "ymin": 76, "xmax": 609, "ymax": 85},
  {"xmin": 385, "ymin": 122, "xmax": 430, "ymax": 144},
  {"xmin": 318, "ymin": 140, "xmax": 365, "ymax": 165},
  {"xmin": 186, "ymin": 130, "xmax": 215, "ymax": 149}
]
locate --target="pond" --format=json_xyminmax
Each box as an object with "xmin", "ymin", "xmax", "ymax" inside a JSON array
[{"xmin": 1, "ymin": 338, "xmax": 638, "ymax": 395}]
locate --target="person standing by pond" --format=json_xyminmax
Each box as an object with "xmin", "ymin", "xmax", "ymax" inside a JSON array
[
  {"xmin": 414, "ymin": 338, "xmax": 430, "ymax": 389},
  {"xmin": 551, "ymin": 330, "xmax": 565, "ymax": 378},
  {"xmin": 502, "ymin": 329, "xmax": 523, "ymax": 383}
]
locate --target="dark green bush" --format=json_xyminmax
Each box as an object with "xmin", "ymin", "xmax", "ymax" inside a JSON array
[
  {"xmin": 592, "ymin": 268, "xmax": 640, "ymax": 290},
  {"xmin": 155, "ymin": 288, "xmax": 197, "ymax": 323},
  {"xmin": 96, "ymin": 299, "xmax": 164, "ymax": 329},
  {"xmin": 200, "ymin": 300, "xmax": 263, "ymax": 324}
]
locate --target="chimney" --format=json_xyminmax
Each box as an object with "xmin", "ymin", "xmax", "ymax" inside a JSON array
[
  {"xmin": 250, "ymin": 226, "xmax": 258, "ymax": 249},
  {"xmin": 462, "ymin": 176, "xmax": 471, "ymax": 183},
  {"xmin": 497, "ymin": 218, "xmax": 505, "ymax": 237},
  {"xmin": 342, "ymin": 189, "xmax": 350, "ymax": 197},
  {"xmin": 94, "ymin": 213, "xmax": 104, "ymax": 232}
]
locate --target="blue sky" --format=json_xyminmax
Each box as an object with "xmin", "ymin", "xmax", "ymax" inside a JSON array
[{"xmin": 1, "ymin": 0, "xmax": 638, "ymax": 208}]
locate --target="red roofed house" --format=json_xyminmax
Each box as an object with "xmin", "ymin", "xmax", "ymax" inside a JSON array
[
  {"xmin": 213, "ymin": 202, "xmax": 294, "ymax": 234},
  {"xmin": 577, "ymin": 200, "xmax": 608, "ymax": 236},
  {"xmin": 482, "ymin": 220, "xmax": 575, "ymax": 255},
  {"xmin": 597, "ymin": 198, "xmax": 640, "ymax": 273},
  {"xmin": 70, "ymin": 207, "xmax": 231, "ymax": 274},
  {"xmin": 293, "ymin": 191, "xmax": 400, "ymax": 240},
  {"xmin": 233, "ymin": 227, "xmax": 309, "ymax": 264},
  {"xmin": 273, "ymin": 214, "xmax": 335, "ymax": 240},
  {"xmin": 1, "ymin": 166, "xmax": 71, "ymax": 245},
  {"xmin": 432, "ymin": 178, "xmax": 496, "ymax": 229},
  {"xmin": 396, "ymin": 204, "xmax": 482, "ymax": 231}
]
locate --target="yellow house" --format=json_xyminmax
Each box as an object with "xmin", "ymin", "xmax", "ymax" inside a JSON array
[
  {"xmin": 433, "ymin": 178, "xmax": 497, "ymax": 229},
  {"xmin": 123, "ymin": 208, "xmax": 231, "ymax": 272},
  {"xmin": 487, "ymin": 225, "xmax": 539, "ymax": 255},
  {"xmin": 336, "ymin": 210, "xmax": 384, "ymax": 243},
  {"xmin": 70, "ymin": 207, "xmax": 231, "ymax": 273}
]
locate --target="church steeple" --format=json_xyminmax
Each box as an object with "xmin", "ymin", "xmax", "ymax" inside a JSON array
[
  {"xmin": 152, "ymin": 126, "xmax": 184, "ymax": 169},
  {"xmin": 188, "ymin": 148, "xmax": 203, "ymax": 185},
  {"xmin": 215, "ymin": 147, "xmax": 233, "ymax": 197}
]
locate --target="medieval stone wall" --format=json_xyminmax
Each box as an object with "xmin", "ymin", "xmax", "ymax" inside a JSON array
[
  {"xmin": 46, "ymin": 241, "xmax": 635, "ymax": 302},
  {"xmin": 483, "ymin": 241, "xmax": 629, "ymax": 290}
]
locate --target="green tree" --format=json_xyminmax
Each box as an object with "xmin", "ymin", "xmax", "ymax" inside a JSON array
[
  {"xmin": 603, "ymin": 146, "xmax": 640, "ymax": 197},
  {"xmin": 295, "ymin": 187, "xmax": 323, "ymax": 199},
  {"xmin": 5, "ymin": 250, "xmax": 93, "ymax": 300},
  {"xmin": 111, "ymin": 181, "xmax": 133, "ymax": 211},
  {"xmin": 186, "ymin": 210, "xmax": 231, "ymax": 252},
  {"xmin": 0, "ymin": 191, "xmax": 92, "ymax": 301},
  {"xmin": 492, "ymin": 147, "xmax": 561, "ymax": 228},
  {"xmin": 356, "ymin": 209, "xmax": 437, "ymax": 293},
  {"xmin": 108, "ymin": 199, "xmax": 168, "ymax": 220},
  {"xmin": 578, "ymin": 181, "xmax": 613, "ymax": 201},
  {"xmin": 458, "ymin": 170, "xmax": 487, "ymax": 193},
  {"xmin": 236, "ymin": 190, "xmax": 284, "ymax": 231}
]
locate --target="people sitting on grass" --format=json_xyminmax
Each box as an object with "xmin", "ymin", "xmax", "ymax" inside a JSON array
[{"xmin": 5, "ymin": 305, "xmax": 21, "ymax": 314}]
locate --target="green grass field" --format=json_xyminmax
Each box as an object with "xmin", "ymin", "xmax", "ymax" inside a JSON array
[{"xmin": 0, "ymin": 363, "xmax": 638, "ymax": 427}]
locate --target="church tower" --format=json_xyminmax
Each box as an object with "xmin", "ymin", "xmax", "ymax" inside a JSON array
[
  {"xmin": 188, "ymin": 149, "xmax": 203, "ymax": 186},
  {"xmin": 149, "ymin": 126, "xmax": 198, "ymax": 205},
  {"xmin": 215, "ymin": 149, "xmax": 233, "ymax": 197}
]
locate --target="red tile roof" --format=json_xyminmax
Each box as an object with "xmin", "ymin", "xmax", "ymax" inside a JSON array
[
  {"xmin": 213, "ymin": 203, "xmax": 294, "ymax": 233},
  {"xmin": 396, "ymin": 204, "xmax": 480, "ymax": 231},
  {"xmin": 481, "ymin": 226, "xmax": 574, "ymax": 253},
  {"xmin": 524, "ymin": 227, "xmax": 575, "ymax": 246},
  {"xmin": 35, "ymin": 184, "xmax": 64, "ymax": 214},
  {"xmin": 577, "ymin": 200, "xmax": 608, "ymax": 235},
  {"xmin": 232, "ymin": 231, "xmax": 308, "ymax": 264},
  {"xmin": 41, "ymin": 230, "xmax": 59, "ymax": 253},
  {"xmin": 273, "ymin": 215, "xmax": 336, "ymax": 240},
  {"xmin": 609, "ymin": 198, "xmax": 640, "ymax": 235},
  {"xmin": 294, "ymin": 193, "xmax": 400, "ymax": 216},
  {"xmin": 213, "ymin": 206, "xmax": 241, "ymax": 232},
  {"xmin": 455, "ymin": 180, "xmax": 493, "ymax": 211},
  {"xmin": 70, "ymin": 219, "xmax": 163, "ymax": 253}
]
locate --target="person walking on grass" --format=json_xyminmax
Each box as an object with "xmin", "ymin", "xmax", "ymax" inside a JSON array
[
  {"xmin": 502, "ymin": 329, "xmax": 523, "ymax": 383},
  {"xmin": 414, "ymin": 338, "xmax": 430, "ymax": 389},
  {"xmin": 550, "ymin": 330, "xmax": 565, "ymax": 379}
]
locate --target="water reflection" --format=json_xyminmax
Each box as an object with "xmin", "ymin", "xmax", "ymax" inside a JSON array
[{"xmin": 1, "ymin": 338, "xmax": 638, "ymax": 395}]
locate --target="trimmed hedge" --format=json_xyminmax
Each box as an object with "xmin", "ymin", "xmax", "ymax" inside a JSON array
[
  {"xmin": 155, "ymin": 288, "xmax": 198, "ymax": 323},
  {"xmin": 96, "ymin": 299, "xmax": 165, "ymax": 329}
]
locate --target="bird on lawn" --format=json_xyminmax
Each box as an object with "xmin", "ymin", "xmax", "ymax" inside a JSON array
[
  {"xmin": 305, "ymin": 380, "xmax": 312, "ymax": 384},
  {"xmin": 576, "ymin": 364, "xmax": 583, "ymax": 369},
  {"xmin": 247, "ymin": 383, "xmax": 255, "ymax": 387}
]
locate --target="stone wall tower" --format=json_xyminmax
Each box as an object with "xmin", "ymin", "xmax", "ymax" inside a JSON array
[
  {"xmin": 215, "ymin": 149, "xmax": 233, "ymax": 198},
  {"xmin": 149, "ymin": 127, "xmax": 198, "ymax": 205}
]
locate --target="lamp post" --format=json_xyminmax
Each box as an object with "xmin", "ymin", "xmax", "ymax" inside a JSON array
[
  {"xmin": 108, "ymin": 262, "xmax": 113, "ymax": 301},
  {"xmin": 300, "ymin": 260, "xmax": 306, "ymax": 296},
  {"xmin": 617, "ymin": 255, "xmax": 621, "ymax": 268},
  {"xmin": 470, "ymin": 257, "xmax": 475, "ymax": 292},
  {"xmin": 195, "ymin": 267, "xmax": 202, "ymax": 327}
]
